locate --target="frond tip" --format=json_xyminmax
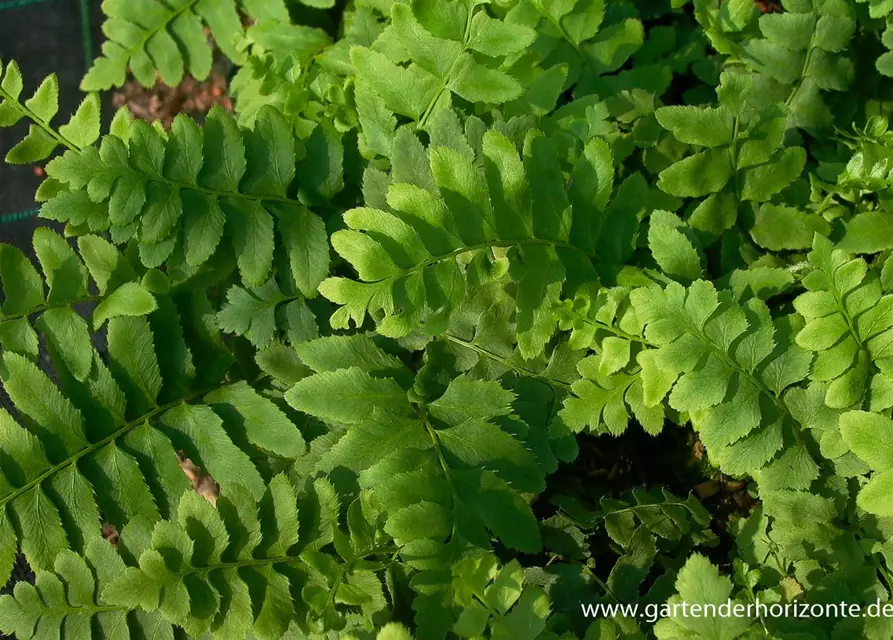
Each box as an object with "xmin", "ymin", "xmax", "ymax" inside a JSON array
[{"xmin": 0, "ymin": 60, "xmax": 100, "ymax": 163}]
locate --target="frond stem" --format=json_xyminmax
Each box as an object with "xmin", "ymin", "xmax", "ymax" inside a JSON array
[
  {"xmin": 0, "ymin": 381, "xmax": 236, "ymax": 511},
  {"xmin": 372, "ymin": 237, "xmax": 599, "ymax": 284},
  {"xmin": 784, "ymin": 0, "xmax": 818, "ymax": 111},
  {"xmin": 440, "ymin": 333, "xmax": 573, "ymax": 391},
  {"xmin": 181, "ymin": 544, "xmax": 398, "ymax": 581},
  {"xmin": 0, "ymin": 295, "xmax": 102, "ymax": 324},
  {"xmin": 0, "ymin": 87, "xmax": 81, "ymax": 152}
]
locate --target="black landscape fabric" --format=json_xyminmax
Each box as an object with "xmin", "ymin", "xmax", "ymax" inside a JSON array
[{"xmin": 0, "ymin": 0, "xmax": 103, "ymax": 251}]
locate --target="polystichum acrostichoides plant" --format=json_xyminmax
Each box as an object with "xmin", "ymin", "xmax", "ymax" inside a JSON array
[{"xmin": 2, "ymin": 0, "xmax": 893, "ymax": 638}]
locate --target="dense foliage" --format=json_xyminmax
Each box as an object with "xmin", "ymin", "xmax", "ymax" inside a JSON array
[{"xmin": 3, "ymin": 0, "xmax": 893, "ymax": 637}]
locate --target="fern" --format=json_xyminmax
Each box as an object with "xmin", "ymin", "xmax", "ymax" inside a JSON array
[
  {"xmin": 629, "ymin": 280, "xmax": 816, "ymax": 482},
  {"xmin": 8, "ymin": 2, "xmax": 893, "ymax": 638},
  {"xmin": 81, "ymin": 0, "xmax": 332, "ymax": 91},
  {"xmin": 655, "ymin": 71, "xmax": 807, "ymax": 242},
  {"xmin": 216, "ymin": 276, "xmax": 321, "ymax": 350},
  {"xmin": 840, "ymin": 411, "xmax": 893, "ymax": 516},
  {"xmin": 349, "ymin": 0, "xmax": 537, "ymax": 145},
  {"xmin": 508, "ymin": 0, "xmax": 645, "ymax": 97},
  {"xmin": 695, "ymin": 0, "xmax": 857, "ymax": 130},
  {"xmin": 0, "ymin": 60, "xmax": 100, "ymax": 164},
  {"xmin": 0, "ymin": 482, "xmax": 394, "ymax": 638},
  {"xmin": 0, "ymin": 544, "xmax": 149, "ymax": 639},
  {"xmin": 0, "ymin": 229, "xmax": 305, "ymax": 576},
  {"xmin": 557, "ymin": 283, "xmax": 668, "ymax": 436},
  {"xmin": 320, "ymin": 124, "xmax": 627, "ymax": 359},
  {"xmin": 286, "ymin": 336, "xmax": 548, "ymax": 636},
  {"xmin": 794, "ymin": 235, "xmax": 893, "ymax": 409},
  {"xmin": 41, "ymin": 105, "xmax": 331, "ymax": 289}
]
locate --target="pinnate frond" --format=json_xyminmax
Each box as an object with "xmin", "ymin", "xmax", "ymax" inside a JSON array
[
  {"xmin": 0, "ymin": 60, "xmax": 100, "ymax": 164},
  {"xmin": 81, "ymin": 0, "xmax": 332, "ymax": 92},
  {"xmin": 558, "ymin": 284, "xmax": 666, "ymax": 436},
  {"xmin": 793, "ymin": 236, "xmax": 893, "ymax": 410},
  {"xmin": 0, "ymin": 232, "xmax": 305, "ymax": 575},
  {"xmin": 321, "ymin": 124, "xmax": 627, "ymax": 359},
  {"xmin": 629, "ymin": 280, "xmax": 816, "ymax": 481},
  {"xmin": 350, "ymin": 0, "xmax": 537, "ymax": 152},
  {"xmin": 285, "ymin": 338, "xmax": 547, "ymax": 627},
  {"xmin": 41, "ymin": 105, "xmax": 331, "ymax": 290}
]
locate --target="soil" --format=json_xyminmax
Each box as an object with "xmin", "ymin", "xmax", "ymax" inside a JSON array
[{"xmin": 111, "ymin": 55, "xmax": 233, "ymax": 128}]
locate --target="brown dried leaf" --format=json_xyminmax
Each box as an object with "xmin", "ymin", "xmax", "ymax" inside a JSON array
[
  {"xmin": 177, "ymin": 450, "xmax": 220, "ymax": 508},
  {"xmin": 102, "ymin": 522, "xmax": 120, "ymax": 549}
]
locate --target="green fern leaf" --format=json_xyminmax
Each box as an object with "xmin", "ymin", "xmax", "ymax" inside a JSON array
[
  {"xmin": 516, "ymin": 0, "xmax": 645, "ymax": 97},
  {"xmin": 629, "ymin": 280, "xmax": 816, "ymax": 481},
  {"xmin": 794, "ymin": 235, "xmax": 893, "ymax": 410},
  {"xmin": 286, "ymin": 336, "xmax": 545, "ymax": 562},
  {"xmin": 0, "ymin": 60, "xmax": 101, "ymax": 164},
  {"xmin": 0, "ymin": 232, "xmax": 307, "ymax": 572},
  {"xmin": 350, "ymin": 0, "xmax": 536, "ymax": 139},
  {"xmin": 0, "ymin": 543, "xmax": 165, "ymax": 640},
  {"xmin": 43, "ymin": 106, "xmax": 331, "ymax": 289},
  {"xmin": 656, "ymin": 72, "xmax": 807, "ymax": 240},
  {"xmin": 81, "ymin": 0, "xmax": 311, "ymax": 91},
  {"xmin": 321, "ymin": 124, "xmax": 625, "ymax": 359},
  {"xmin": 557, "ymin": 284, "xmax": 667, "ymax": 436},
  {"xmin": 90, "ymin": 481, "xmax": 394, "ymax": 637}
]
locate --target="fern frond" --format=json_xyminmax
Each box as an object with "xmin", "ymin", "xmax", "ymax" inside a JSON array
[
  {"xmin": 512, "ymin": 0, "xmax": 645, "ymax": 97},
  {"xmin": 104, "ymin": 480, "xmax": 391, "ymax": 638},
  {"xmin": 653, "ymin": 554, "xmax": 757, "ymax": 639},
  {"xmin": 580, "ymin": 488, "xmax": 714, "ymax": 545},
  {"xmin": 0, "ymin": 229, "xmax": 163, "ymax": 375},
  {"xmin": 557, "ymin": 283, "xmax": 668, "ymax": 436},
  {"xmin": 628, "ymin": 280, "xmax": 817, "ymax": 484},
  {"xmin": 349, "ymin": 0, "xmax": 537, "ymax": 152},
  {"xmin": 41, "ymin": 105, "xmax": 331, "ymax": 290},
  {"xmin": 840, "ymin": 410, "xmax": 893, "ymax": 516},
  {"xmin": 82, "ymin": 0, "xmax": 332, "ymax": 92},
  {"xmin": 286, "ymin": 337, "xmax": 546, "ymax": 635},
  {"xmin": 417, "ymin": 280, "xmax": 580, "ymax": 424},
  {"xmin": 746, "ymin": 0, "xmax": 856, "ymax": 130},
  {"xmin": 794, "ymin": 235, "xmax": 893, "ymax": 410},
  {"xmin": 414, "ymin": 553, "xmax": 551, "ymax": 640},
  {"xmin": 655, "ymin": 71, "xmax": 807, "ymax": 239},
  {"xmin": 231, "ymin": 52, "xmax": 357, "ymax": 136},
  {"xmin": 412, "ymin": 284, "xmax": 581, "ymax": 474},
  {"xmin": 0, "ymin": 543, "xmax": 158, "ymax": 640},
  {"xmin": 0, "ymin": 231, "xmax": 306, "ymax": 573},
  {"xmin": 216, "ymin": 277, "xmax": 321, "ymax": 350},
  {"xmin": 231, "ymin": 0, "xmax": 379, "ymax": 135},
  {"xmin": 321, "ymin": 124, "xmax": 628, "ymax": 359},
  {"xmin": 1, "ymin": 481, "xmax": 394, "ymax": 639},
  {"xmin": 0, "ymin": 60, "xmax": 100, "ymax": 164},
  {"xmin": 102, "ymin": 482, "xmax": 386, "ymax": 639},
  {"xmin": 695, "ymin": 0, "xmax": 857, "ymax": 130}
]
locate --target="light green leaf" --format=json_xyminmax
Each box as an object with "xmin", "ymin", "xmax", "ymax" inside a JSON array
[
  {"xmin": 658, "ymin": 148, "xmax": 733, "ymax": 198},
  {"xmin": 93, "ymin": 282, "xmax": 158, "ymax": 329},
  {"xmin": 655, "ymin": 105, "xmax": 734, "ymax": 147}
]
